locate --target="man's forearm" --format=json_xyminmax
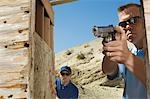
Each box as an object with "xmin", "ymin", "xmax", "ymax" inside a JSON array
[{"xmin": 124, "ymin": 53, "xmax": 146, "ymax": 86}]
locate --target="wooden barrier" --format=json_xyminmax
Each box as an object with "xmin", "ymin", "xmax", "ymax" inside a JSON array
[
  {"xmin": 0, "ymin": 0, "xmax": 55, "ymax": 98},
  {"xmin": 142, "ymin": 0, "xmax": 150, "ymax": 98}
]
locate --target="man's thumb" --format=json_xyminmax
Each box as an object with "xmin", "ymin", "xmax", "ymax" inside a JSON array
[{"xmin": 114, "ymin": 26, "xmax": 127, "ymax": 40}]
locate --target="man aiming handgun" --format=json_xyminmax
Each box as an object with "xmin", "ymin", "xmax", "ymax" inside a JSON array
[{"xmin": 93, "ymin": 3, "xmax": 147, "ymax": 99}]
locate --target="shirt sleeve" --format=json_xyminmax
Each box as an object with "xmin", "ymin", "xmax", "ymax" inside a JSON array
[{"xmin": 71, "ymin": 85, "xmax": 79, "ymax": 99}]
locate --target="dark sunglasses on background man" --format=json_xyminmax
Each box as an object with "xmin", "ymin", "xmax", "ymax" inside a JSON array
[
  {"xmin": 118, "ymin": 16, "xmax": 141, "ymax": 28},
  {"xmin": 61, "ymin": 72, "xmax": 70, "ymax": 76}
]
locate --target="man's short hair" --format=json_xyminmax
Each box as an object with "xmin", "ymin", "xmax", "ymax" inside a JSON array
[{"xmin": 118, "ymin": 3, "xmax": 141, "ymax": 12}]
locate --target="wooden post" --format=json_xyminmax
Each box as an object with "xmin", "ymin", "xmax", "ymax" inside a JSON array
[
  {"xmin": 44, "ymin": 16, "xmax": 50, "ymax": 46},
  {"xmin": 35, "ymin": 0, "xmax": 44, "ymax": 38},
  {"xmin": 33, "ymin": 0, "xmax": 55, "ymax": 99},
  {"xmin": 141, "ymin": 0, "xmax": 150, "ymax": 98},
  {"xmin": 50, "ymin": 22, "xmax": 54, "ymax": 50}
]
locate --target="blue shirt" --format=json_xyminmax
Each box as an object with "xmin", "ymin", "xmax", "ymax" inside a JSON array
[
  {"xmin": 55, "ymin": 78, "xmax": 79, "ymax": 99},
  {"xmin": 118, "ymin": 44, "xmax": 147, "ymax": 99}
]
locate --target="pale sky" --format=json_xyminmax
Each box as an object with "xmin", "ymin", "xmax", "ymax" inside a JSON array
[{"xmin": 53, "ymin": 0, "xmax": 140, "ymax": 52}]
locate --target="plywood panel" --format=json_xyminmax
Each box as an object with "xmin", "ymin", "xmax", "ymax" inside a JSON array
[{"xmin": 33, "ymin": 32, "xmax": 55, "ymax": 99}]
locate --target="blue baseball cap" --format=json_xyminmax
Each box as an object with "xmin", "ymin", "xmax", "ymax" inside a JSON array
[{"xmin": 60, "ymin": 66, "xmax": 72, "ymax": 74}]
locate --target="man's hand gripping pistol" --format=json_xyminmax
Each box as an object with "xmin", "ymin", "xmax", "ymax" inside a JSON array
[{"xmin": 92, "ymin": 25, "xmax": 117, "ymax": 43}]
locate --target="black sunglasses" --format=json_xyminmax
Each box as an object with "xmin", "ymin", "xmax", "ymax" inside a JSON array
[
  {"xmin": 118, "ymin": 16, "xmax": 140, "ymax": 28},
  {"xmin": 61, "ymin": 72, "xmax": 70, "ymax": 76}
]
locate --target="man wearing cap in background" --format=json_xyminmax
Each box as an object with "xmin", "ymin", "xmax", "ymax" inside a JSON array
[{"xmin": 55, "ymin": 66, "xmax": 79, "ymax": 99}]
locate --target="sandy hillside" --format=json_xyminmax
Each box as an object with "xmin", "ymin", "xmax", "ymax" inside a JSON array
[{"xmin": 55, "ymin": 38, "xmax": 124, "ymax": 99}]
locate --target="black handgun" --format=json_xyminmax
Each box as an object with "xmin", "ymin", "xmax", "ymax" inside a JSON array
[{"xmin": 92, "ymin": 25, "xmax": 116, "ymax": 43}]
